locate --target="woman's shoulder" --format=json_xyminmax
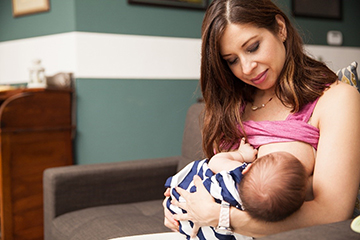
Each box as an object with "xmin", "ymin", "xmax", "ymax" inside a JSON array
[
  {"xmin": 316, "ymin": 81, "xmax": 360, "ymax": 112},
  {"xmin": 328, "ymin": 80, "xmax": 358, "ymax": 92},
  {"xmin": 313, "ymin": 81, "xmax": 360, "ymax": 123},
  {"xmin": 321, "ymin": 81, "xmax": 360, "ymax": 103}
]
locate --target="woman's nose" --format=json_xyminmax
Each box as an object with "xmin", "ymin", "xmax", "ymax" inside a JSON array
[{"xmin": 241, "ymin": 58, "xmax": 257, "ymax": 75}]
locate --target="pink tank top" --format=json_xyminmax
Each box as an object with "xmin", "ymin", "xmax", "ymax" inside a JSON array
[{"xmin": 240, "ymin": 99, "xmax": 320, "ymax": 150}]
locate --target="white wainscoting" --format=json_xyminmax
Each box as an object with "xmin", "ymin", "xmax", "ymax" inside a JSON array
[
  {"xmin": 0, "ymin": 33, "xmax": 78, "ymax": 84},
  {"xmin": 0, "ymin": 32, "xmax": 359, "ymax": 83},
  {"xmin": 304, "ymin": 45, "xmax": 360, "ymax": 72},
  {"xmin": 0, "ymin": 32, "xmax": 201, "ymax": 83}
]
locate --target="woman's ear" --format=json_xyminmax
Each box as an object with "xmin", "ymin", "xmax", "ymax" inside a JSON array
[{"xmin": 275, "ymin": 14, "xmax": 287, "ymax": 42}]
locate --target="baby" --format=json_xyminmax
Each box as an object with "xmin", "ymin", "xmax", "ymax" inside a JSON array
[{"xmin": 165, "ymin": 138, "xmax": 307, "ymax": 240}]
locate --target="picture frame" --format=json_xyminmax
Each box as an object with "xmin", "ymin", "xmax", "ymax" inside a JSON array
[
  {"xmin": 292, "ymin": 0, "xmax": 342, "ymax": 20},
  {"xmin": 128, "ymin": 0, "xmax": 209, "ymax": 10},
  {"xmin": 12, "ymin": 0, "xmax": 50, "ymax": 17}
]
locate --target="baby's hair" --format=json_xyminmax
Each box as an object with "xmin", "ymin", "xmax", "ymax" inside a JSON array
[{"xmin": 239, "ymin": 152, "xmax": 307, "ymax": 222}]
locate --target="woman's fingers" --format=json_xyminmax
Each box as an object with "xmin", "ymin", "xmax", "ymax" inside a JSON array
[
  {"xmin": 175, "ymin": 186, "xmax": 190, "ymax": 198},
  {"xmin": 172, "ymin": 175, "xmax": 218, "ymax": 230},
  {"xmin": 193, "ymin": 175, "xmax": 203, "ymax": 188},
  {"xmin": 164, "ymin": 217, "xmax": 179, "ymax": 232},
  {"xmin": 190, "ymin": 224, "xmax": 200, "ymax": 238},
  {"xmin": 173, "ymin": 213, "xmax": 190, "ymax": 221},
  {"xmin": 164, "ymin": 188, "xmax": 171, "ymax": 197},
  {"xmin": 163, "ymin": 198, "xmax": 179, "ymax": 231},
  {"xmin": 192, "ymin": 175, "xmax": 209, "ymax": 196}
]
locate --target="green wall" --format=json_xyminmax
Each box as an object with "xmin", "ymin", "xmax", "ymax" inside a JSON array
[
  {"xmin": 0, "ymin": 0, "xmax": 359, "ymax": 164},
  {"xmin": 0, "ymin": 1, "xmax": 76, "ymax": 41},
  {"xmin": 277, "ymin": 0, "xmax": 360, "ymax": 46},
  {"xmin": 0, "ymin": 0, "xmax": 204, "ymax": 41},
  {"xmin": 1, "ymin": 0, "xmax": 359, "ymax": 46},
  {"xmin": 74, "ymin": 0, "xmax": 204, "ymax": 39},
  {"xmin": 75, "ymin": 79, "xmax": 201, "ymax": 163}
]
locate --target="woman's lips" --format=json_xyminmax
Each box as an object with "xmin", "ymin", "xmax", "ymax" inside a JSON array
[{"xmin": 251, "ymin": 69, "xmax": 268, "ymax": 85}]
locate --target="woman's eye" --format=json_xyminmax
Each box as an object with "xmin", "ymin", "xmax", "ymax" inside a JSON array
[
  {"xmin": 227, "ymin": 58, "xmax": 238, "ymax": 65},
  {"xmin": 247, "ymin": 42, "xmax": 259, "ymax": 53}
]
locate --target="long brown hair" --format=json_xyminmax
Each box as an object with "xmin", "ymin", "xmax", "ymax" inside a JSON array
[{"xmin": 200, "ymin": 0, "xmax": 337, "ymax": 158}]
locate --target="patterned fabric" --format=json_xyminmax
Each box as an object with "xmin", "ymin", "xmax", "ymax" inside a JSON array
[
  {"xmin": 165, "ymin": 159, "xmax": 252, "ymax": 240},
  {"xmin": 354, "ymin": 189, "xmax": 360, "ymax": 218},
  {"xmin": 336, "ymin": 61, "xmax": 359, "ymax": 92}
]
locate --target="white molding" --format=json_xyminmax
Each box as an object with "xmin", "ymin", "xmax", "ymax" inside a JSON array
[
  {"xmin": 304, "ymin": 45, "xmax": 360, "ymax": 72},
  {"xmin": 75, "ymin": 32, "xmax": 201, "ymax": 80},
  {"xmin": 0, "ymin": 32, "xmax": 201, "ymax": 83},
  {"xmin": 0, "ymin": 32, "xmax": 359, "ymax": 84},
  {"xmin": 0, "ymin": 33, "xmax": 78, "ymax": 84}
]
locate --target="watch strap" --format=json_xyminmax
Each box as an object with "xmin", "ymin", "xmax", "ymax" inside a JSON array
[{"xmin": 215, "ymin": 200, "xmax": 233, "ymax": 235}]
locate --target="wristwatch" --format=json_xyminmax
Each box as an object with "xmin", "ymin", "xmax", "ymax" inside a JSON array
[{"xmin": 215, "ymin": 201, "xmax": 233, "ymax": 235}]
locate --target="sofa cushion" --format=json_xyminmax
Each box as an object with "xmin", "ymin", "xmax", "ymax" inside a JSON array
[
  {"xmin": 51, "ymin": 200, "xmax": 170, "ymax": 240},
  {"xmin": 179, "ymin": 102, "xmax": 205, "ymax": 171},
  {"xmin": 336, "ymin": 61, "xmax": 359, "ymax": 91}
]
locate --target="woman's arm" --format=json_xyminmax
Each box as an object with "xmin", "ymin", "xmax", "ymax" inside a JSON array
[
  {"xmin": 174, "ymin": 82, "xmax": 360, "ymax": 237},
  {"xmin": 230, "ymin": 82, "xmax": 360, "ymax": 236}
]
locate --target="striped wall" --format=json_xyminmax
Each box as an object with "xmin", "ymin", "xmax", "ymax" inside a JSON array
[
  {"xmin": 0, "ymin": 32, "xmax": 202, "ymax": 164},
  {"xmin": 1, "ymin": 32, "xmax": 360, "ymax": 83}
]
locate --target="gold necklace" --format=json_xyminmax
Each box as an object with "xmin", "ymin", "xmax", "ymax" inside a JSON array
[{"xmin": 251, "ymin": 97, "xmax": 273, "ymax": 111}]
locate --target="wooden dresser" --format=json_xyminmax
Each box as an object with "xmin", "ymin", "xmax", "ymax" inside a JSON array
[{"xmin": 0, "ymin": 88, "xmax": 74, "ymax": 240}]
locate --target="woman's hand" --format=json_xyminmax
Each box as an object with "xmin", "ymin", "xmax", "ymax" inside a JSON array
[
  {"xmin": 172, "ymin": 175, "xmax": 220, "ymax": 238},
  {"xmin": 163, "ymin": 188, "xmax": 179, "ymax": 232}
]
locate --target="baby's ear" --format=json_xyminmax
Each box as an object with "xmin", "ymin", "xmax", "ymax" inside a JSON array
[{"xmin": 243, "ymin": 163, "xmax": 253, "ymax": 174}]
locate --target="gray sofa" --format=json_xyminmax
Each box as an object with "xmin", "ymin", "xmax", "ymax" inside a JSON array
[
  {"xmin": 43, "ymin": 102, "xmax": 205, "ymax": 240},
  {"xmin": 43, "ymin": 102, "xmax": 359, "ymax": 240}
]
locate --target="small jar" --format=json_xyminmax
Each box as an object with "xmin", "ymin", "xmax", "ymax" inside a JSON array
[{"xmin": 28, "ymin": 59, "xmax": 47, "ymax": 88}]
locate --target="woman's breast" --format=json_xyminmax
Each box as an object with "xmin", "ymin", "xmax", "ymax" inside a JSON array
[{"xmin": 257, "ymin": 141, "xmax": 315, "ymax": 176}]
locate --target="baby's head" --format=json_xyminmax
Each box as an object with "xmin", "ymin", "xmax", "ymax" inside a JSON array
[{"xmin": 239, "ymin": 152, "xmax": 307, "ymax": 222}]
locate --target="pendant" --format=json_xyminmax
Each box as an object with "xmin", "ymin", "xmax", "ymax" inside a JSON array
[
  {"xmin": 251, "ymin": 104, "xmax": 265, "ymax": 111},
  {"xmin": 251, "ymin": 97, "xmax": 273, "ymax": 111}
]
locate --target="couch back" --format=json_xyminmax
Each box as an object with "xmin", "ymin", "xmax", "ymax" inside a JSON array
[{"xmin": 178, "ymin": 102, "xmax": 206, "ymax": 171}]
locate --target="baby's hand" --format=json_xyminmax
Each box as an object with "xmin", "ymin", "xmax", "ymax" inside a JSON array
[{"xmin": 237, "ymin": 138, "xmax": 257, "ymax": 162}]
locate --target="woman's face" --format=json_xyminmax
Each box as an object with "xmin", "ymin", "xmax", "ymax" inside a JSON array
[{"xmin": 219, "ymin": 18, "xmax": 286, "ymax": 91}]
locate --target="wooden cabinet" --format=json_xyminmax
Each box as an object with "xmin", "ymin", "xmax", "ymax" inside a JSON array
[{"xmin": 0, "ymin": 88, "xmax": 74, "ymax": 240}]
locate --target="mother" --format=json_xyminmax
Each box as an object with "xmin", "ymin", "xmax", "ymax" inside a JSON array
[{"xmin": 164, "ymin": 0, "xmax": 360, "ymax": 238}]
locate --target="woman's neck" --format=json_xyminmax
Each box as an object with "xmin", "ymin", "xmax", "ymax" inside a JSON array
[{"xmin": 254, "ymin": 88, "xmax": 276, "ymax": 103}]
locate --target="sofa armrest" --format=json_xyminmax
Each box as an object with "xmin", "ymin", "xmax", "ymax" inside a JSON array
[
  {"xmin": 43, "ymin": 156, "xmax": 179, "ymax": 222},
  {"xmin": 260, "ymin": 219, "xmax": 356, "ymax": 240}
]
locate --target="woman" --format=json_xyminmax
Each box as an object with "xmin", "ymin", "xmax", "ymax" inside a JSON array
[{"xmin": 163, "ymin": 0, "xmax": 360, "ymax": 238}]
